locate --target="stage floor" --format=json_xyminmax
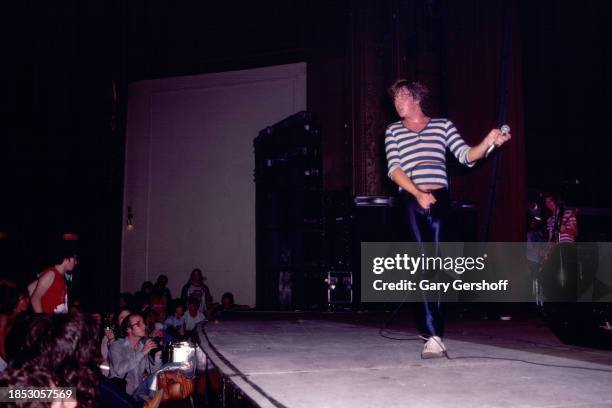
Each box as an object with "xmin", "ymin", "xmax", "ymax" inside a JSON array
[{"xmin": 197, "ymin": 312, "xmax": 612, "ymax": 407}]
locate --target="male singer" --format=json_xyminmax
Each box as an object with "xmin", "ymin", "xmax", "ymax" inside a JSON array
[{"xmin": 384, "ymin": 80, "xmax": 511, "ymax": 358}]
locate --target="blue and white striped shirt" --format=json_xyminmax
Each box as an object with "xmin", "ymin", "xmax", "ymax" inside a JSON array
[{"xmin": 384, "ymin": 118, "xmax": 474, "ymax": 188}]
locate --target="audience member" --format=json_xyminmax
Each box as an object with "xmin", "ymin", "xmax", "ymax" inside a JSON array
[
  {"xmin": 0, "ymin": 363, "xmax": 77, "ymax": 408},
  {"xmin": 133, "ymin": 291, "xmax": 151, "ymax": 313},
  {"xmin": 180, "ymin": 268, "xmax": 212, "ymax": 316},
  {"xmin": 109, "ymin": 313, "xmax": 162, "ymax": 395},
  {"xmin": 101, "ymin": 308, "xmax": 131, "ymax": 369},
  {"xmin": 544, "ymin": 192, "xmax": 578, "ymax": 243},
  {"xmin": 143, "ymin": 309, "xmax": 163, "ymax": 336},
  {"xmin": 164, "ymin": 299, "xmax": 185, "ymax": 340},
  {"xmin": 141, "ymin": 282, "xmax": 154, "ymax": 297},
  {"xmin": 117, "ymin": 292, "xmax": 134, "ymax": 311},
  {"xmin": 0, "ymin": 284, "xmax": 29, "ymax": 372},
  {"xmin": 220, "ymin": 292, "xmax": 235, "ymax": 310},
  {"xmin": 117, "ymin": 309, "xmax": 131, "ymax": 327},
  {"xmin": 69, "ymin": 298, "xmax": 82, "ymax": 314},
  {"xmin": 14, "ymin": 313, "xmax": 101, "ymax": 407},
  {"xmin": 154, "ymin": 275, "xmax": 172, "ymax": 303},
  {"xmin": 150, "ymin": 288, "xmax": 168, "ymax": 323},
  {"xmin": 209, "ymin": 292, "xmax": 250, "ymax": 320},
  {"xmin": 29, "ymin": 247, "xmax": 78, "ymax": 314},
  {"xmin": 184, "ymin": 297, "xmax": 206, "ymax": 332}
]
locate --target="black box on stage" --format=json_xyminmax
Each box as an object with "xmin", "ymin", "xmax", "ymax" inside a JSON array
[
  {"xmin": 254, "ymin": 112, "xmax": 479, "ymax": 310},
  {"xmin": 327, "ymin": 270, "xmax": 353, "ymax": 306},
  {"xmin": 254, "ymin": 112, "xmax": 324, "ymax": 310}
]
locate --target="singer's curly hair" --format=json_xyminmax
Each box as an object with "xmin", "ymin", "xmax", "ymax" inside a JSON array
[{"xmin": 388, "ymin": 80, "xmax": 429, "ymax": 103}]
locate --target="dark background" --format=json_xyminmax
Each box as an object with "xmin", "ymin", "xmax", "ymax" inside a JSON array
[{"xmin": 1, "ymin": 0, "xmax": 610, "ymax": 310}]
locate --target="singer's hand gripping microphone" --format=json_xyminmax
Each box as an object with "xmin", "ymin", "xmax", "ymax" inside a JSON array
[{"xmin": 484, "ymin": 124, "xmax": 510, "ymax": 158}]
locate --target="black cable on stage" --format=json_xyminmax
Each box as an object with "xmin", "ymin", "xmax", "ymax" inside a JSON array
[
  {"xmin": 378, "ymin": 317, "xmax": 612, "ymax": 372},
  {"xmin": 418, "ymin": 333, "xmax": 612, "ymax": 373},
  {"xmin": 375, "ymin": 290, "xmax": 612, "ymax": 374},
  {"xmin": 377, "ymin": 294, "xmax": 422, "ymax": 342},
  {"xmin": 444, "ymin": 328, "xmax": 612, "ymax": 357},
  {"xmin": 442, "ymin": 353, "xmax": 612, "ymax": 373},
  {"xmin": 196, "ymin": 323, "xmax": 289, "ymax": 408}
]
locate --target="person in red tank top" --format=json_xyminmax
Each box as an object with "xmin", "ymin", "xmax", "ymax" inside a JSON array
[{"xmin": 30, "ymin": 250, "xmax": 78, "ymax": 314}]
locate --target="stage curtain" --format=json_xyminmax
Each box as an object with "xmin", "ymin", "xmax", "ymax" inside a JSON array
[{"xmin": 443, "ymin": 0, "xmax": 526, "ymax": 241}]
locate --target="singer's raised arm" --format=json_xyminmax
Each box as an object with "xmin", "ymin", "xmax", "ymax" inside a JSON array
[{"xmin": 467, "ymin": 127, "xmax": 512, "ymax": 162}]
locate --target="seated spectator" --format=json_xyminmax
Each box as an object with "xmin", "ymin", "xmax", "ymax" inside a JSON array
[
  {"xmin": 180, "ymin": 268, "xmax": 213, "ymax": 316},
  {"xmin": 209, "ymin": 292, "xmax": 251, "ymax": 320},
  {"xmin": 143, "ymin": 309, "xmax": 163, "ymax": 336},
  {"xmin": 101, "ymin": 308, "xmax": 131, "ymax": 370},
  {"xmin": 109, "ymin": 313, "xmax": 162, "ymax": 395},
  {"xmin": 117, "ymin": 292, "xmax": 134, "ymax": 311},
  {"xmin": 150, "ymin": 288, "xmax": 168, "ymax": 323},
  {"xmin": 220, "ymin": 292, "xmax": 236, "ymax": 310},
  {"xmin": 70, "ymin": 298, "xmax": 82, "ymax": 314},
  {"xmin": 154, "ymin": 275, "xmax": 172, "ymax": 303},
  {"xmin": 141, "ymin": 281, "xmax": 154, "ymax": 297},
  {"xmin": 14, "ymin": 313, "xmax": 101, "ymax": 407},
  {"xmin": 118, "ymin": 309, "xmax": 131, "ymax": 327},
  {"xmin": 164, "ymin": 299, "xmax": 185, "ymax": 340},
  {"xmin": 103, "ymin": 311, "xmax": 117, "ymax": 329},
  {"xmin": 0, "ymin": 363, "xmax": 78, "ymax": 408},
  {"xmin": 2, "ymin": 311, "xmax": 37, "ymax": 370},
  {"xmin": 184, "ymin": 297, "xmax": 206, "ymax": 332},
  {"xmin": 0, "ymin": 284, "xmax": 29, "ymax": 372},
  {"xmin": 133, "ymin": 291, "xmax": 151, "ymax": 313},
  {"xmin": 8, "ymin": 312, "xmax": 142, "ymax": 408}
]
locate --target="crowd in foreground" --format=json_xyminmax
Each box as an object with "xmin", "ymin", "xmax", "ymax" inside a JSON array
[{"xmin": 0, "ymin": 251, "xmax": 248, "ymax": 407}]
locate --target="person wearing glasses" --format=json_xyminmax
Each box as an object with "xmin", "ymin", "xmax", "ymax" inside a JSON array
[
  {"xmin": 108, "ymin": 313, "xmax": 162, "ymax": 395},
  {"xmin": 384, "ymin": 80, "xmax": 511, "ymax": 358}
]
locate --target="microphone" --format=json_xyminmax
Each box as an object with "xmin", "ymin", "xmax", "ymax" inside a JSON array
[{"xmin": 484, "ymin": 124, "xmax": 510, "ymax": 158}]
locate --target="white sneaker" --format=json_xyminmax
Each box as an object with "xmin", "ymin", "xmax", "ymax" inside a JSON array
[{"xmin": 421, "ymin": 336, "xmax": 446, "ymax": 359}]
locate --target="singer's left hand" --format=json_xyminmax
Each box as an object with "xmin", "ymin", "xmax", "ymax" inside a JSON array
[{"xmin": 485, "ymin": 128, "xmax": 511, "ymax": 147}]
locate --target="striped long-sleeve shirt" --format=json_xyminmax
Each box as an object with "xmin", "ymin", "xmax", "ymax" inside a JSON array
[
  {"xmin": 384, "ymin": 118, "xmax": 474, "ymax": 189},
  {"xmin": 547, "ymin": 209, "xmax": 578, "ymax": 243}
]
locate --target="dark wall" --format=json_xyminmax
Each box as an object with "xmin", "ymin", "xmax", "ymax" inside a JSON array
[
  {"xmin": 2, "ymin": 1, "xmax": 126, "ymax": 310},
  {"xmin": 521, "ymin": 0, "xmax": 612, "ymax": 207}
]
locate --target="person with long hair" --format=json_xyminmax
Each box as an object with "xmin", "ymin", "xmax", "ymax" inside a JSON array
[
  {"xmin": 180, "ymin": 268, "xmax": 212, "ymax": 316},
  {"xmin": 11, "ymin": 313, "xmax": 101, "ymax": 407},
  {"xmin": 0, "ymin": 283, "xmax": 29, "ymax": 371},
  {"xmin": 543, "ymin": 192, "xmax": 578, "ymax": 243},
  {"xmin": 0, "ymin": 363, "xmax": 77, "ymax": 408}
]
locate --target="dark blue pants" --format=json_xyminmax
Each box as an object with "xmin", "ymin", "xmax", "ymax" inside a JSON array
[{"xmin": 400, "ymin": 188, "xmax": 450, "ymax": 338}]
